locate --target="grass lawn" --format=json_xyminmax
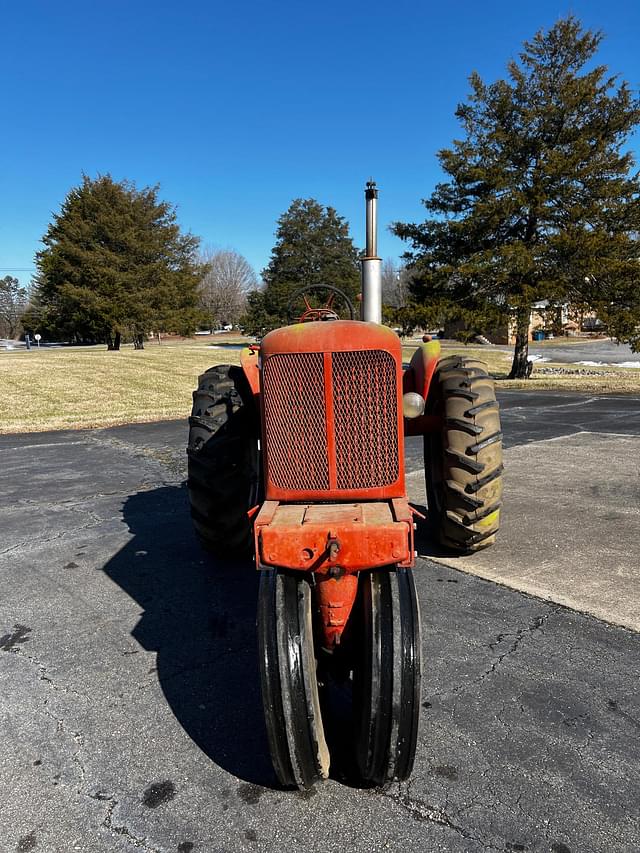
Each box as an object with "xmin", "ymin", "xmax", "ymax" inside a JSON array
[
  {"xmin": 433, "ymin": 342, "xmax": 640, "ymax": 394},
  {"xmin": 1, "ymin": 337, "xmax": 638, "ymax": 434},
  {"xmin": 0, "ymin": 340, "xmax": 242, "ymax": 434}
]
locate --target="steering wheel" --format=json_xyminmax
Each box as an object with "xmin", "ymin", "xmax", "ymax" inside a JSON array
[{"xmin": 286, "ymin": 285, "xmax": 356, "ymax": 324}]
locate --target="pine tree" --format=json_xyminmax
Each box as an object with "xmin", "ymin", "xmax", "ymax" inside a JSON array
[
  {"xmin": 242, "ymin": 198, "xmax": 360, "ymax": 334},
  {"xmin": 393, "ymin": 17, "xmax": 640, "ymax": 377},
  {"xmin": 31, "ymin": 175, "xmax": 204, "ymax": 349}
]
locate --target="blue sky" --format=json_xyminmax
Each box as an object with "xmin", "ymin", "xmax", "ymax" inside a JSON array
[{"xmin": 2, "ymin": 0, "xmax": 639, "ymax": 286}]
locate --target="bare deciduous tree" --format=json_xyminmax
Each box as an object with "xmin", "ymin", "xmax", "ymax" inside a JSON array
[
  {"xmin": 198, "ymin": 249, "xmax": 257, "ymax": 330},
  {"xmin": 381, "ymin": 259, "xmax": 410, "ymax": 309},
  {"xmin": 0, "ymin": 276, "xmax": 29, "ymax": 339}
]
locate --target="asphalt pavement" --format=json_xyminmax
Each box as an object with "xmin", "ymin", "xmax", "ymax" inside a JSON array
[
  {"xmin": 406, "ymin": 391, "xmax": 640, "ymax": 632},
  {"xmin": 1, "ymin": 393, "xmax": 639, "ymax": 852},
  {"xmin": 528, "ymin": 340, "xmax": 640, "ymax": 365},
  {"xmin": 478, "ymin": 339, "xmax": 640, "ymax": 365}
]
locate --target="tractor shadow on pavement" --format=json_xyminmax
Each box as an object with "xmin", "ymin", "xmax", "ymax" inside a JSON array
[{"xmin": 101, "ymin": 483, "xmax": 278, "ymax": 787}]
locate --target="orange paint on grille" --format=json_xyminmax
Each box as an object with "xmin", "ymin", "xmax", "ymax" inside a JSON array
[
  {"xmin": 332, "ymin": 350, "xmax": 399, "ymax": 489},
  {"xmin": 263, "ymin": 349, "xmax": 399, "ymax": 494},
  {"xmin": 262, "ymin": 352, "xmax": 329, "ymax": 490}
]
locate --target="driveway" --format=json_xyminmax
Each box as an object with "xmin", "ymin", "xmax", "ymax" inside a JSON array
[
  {"xmin": 407, "ymin": 390, "xmax": 640, "ymax": 630},
  {"xmin": 1, "ymin": 394, "xmax": 639, "ymax": 852},
  {"xmin": 482, "ymin": 339, "xmax": 640, "ymax": 365}
]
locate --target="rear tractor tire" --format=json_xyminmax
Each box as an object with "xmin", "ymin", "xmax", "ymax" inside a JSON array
[
  {"xmin": 425, "ymin": 356, "xmax": 503, "ymax": 553},
  {"xmin": 187, "ymin": 364, "xmax": 260, "ymax": 556}
]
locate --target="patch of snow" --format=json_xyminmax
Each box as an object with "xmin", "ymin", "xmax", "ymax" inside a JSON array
[
  {"xmin": 575, "ymin": 359, "xmax": 640, "ymax": 368},
  {"xmin": 529, "ymin": 355, "xmax": 550, "ymax": 362}
]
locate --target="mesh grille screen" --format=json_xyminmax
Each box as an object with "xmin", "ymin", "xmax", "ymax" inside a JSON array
[
  {"xmin": 263, "ymin": 353, "xmax": 329, "ymax": 490},
  {"xmin": 332, "ymin": 350, "xmax": 399, "ymax": 489}
]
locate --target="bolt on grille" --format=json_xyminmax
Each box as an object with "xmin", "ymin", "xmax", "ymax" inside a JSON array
[
  {"xmin": 332, "ymin": 350, "xmax": 399, "ymax": 489},
  {"xmin": 263, "ymin": 352, "xmax": 329, "ymax": 490}
]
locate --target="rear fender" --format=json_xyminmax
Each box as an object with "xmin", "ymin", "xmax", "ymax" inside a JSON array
[{"xmin": 403, "ymin": 339, "xmax": 442, "ymax": 437}]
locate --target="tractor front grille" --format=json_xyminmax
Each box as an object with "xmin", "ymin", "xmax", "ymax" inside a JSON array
[
  {"xmin": 332, "ymin": 350, "xmax": 398, "ymax": 489},
  {"xmin": 262, "ymin": 349, "xmax": 399, "ymax": 494},
  {"xmin": 262, "ymin": 352, "xmax": 329, "ymax": 491}
]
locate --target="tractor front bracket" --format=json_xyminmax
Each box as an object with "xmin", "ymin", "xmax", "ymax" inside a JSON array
[{"xmin": 254, "ymin": 499, "xmax": 415, "ymax": 650}]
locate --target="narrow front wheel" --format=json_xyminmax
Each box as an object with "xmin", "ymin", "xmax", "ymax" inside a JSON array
[
  {"xmin": 257, "ymin": 569, "xmax": 330, "ymax": 788},
  {"xmin": 354, "ymin": 568, "xmax": 421, "ymax": 785}
]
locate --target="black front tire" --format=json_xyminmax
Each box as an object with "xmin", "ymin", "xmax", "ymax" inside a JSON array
[
  {"xmin": 354, "ymin": 568, "xmax": 421, "ymax": 786},
  {"xmin": 257, "ymin": 569, "xmax": 330, "ymax": 788}
]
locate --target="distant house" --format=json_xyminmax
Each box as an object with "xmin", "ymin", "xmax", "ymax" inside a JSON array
[{"xmin": 446, "ymin": 300, "xmax": 605, "ymax": 344}]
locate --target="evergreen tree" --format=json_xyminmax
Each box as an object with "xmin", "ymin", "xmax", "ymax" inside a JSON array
[
  {"xmin": 393, "ymin": 17, "xmax": 640, "ymax": 377},
  {"xmin": 30, "ymin": 175, "xmax": 204, "ymax": 349},
  {"xmin": 242, "ymin": 198, "xmax": 360, "ymax": 334}
]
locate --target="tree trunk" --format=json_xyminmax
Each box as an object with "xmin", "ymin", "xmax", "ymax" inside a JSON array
[
  {"xmin": 509, "ymin": 309, "xmax": 532, "ymax": 379},
  {"xmin": 107, "ymin": 331, "xmax": 121, "ymax": 351},
  {"xmin": 133, "ymin": 334, "xmax": 145, "ymax": 350}
]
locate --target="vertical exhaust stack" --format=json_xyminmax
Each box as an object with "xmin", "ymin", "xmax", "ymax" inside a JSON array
[{"xmin": 361, "ymin": 180, "xmax": 382, "ymax": 324}]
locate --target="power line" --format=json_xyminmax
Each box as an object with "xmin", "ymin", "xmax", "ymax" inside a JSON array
[{"xmin": 0, "ymin": 268, "xmax": 36, "ymax": 272}]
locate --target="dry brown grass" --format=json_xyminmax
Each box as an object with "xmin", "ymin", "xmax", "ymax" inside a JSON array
[
  {"xmin": 403, "ymin": 342, "xmax": 640, "ymax": 395},
  {"xmin": 498, "ymin": 369, "xmax": 640, "ymax": 394},
  {"xmin": 1, "ymin": 337, "xmax": 638, "ymax": 435},
  {"xmin": 402, "ymin": 343, "xmax": 513, "ymax": 377},
  {"xmin": 0, "ymin": 341, "xmax": 241, "ymax": 434}
]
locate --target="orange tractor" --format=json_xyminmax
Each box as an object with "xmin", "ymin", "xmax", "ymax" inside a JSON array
[{"xmin": 187, "ymin": 182, "xmax": 503, "ymax": 788}]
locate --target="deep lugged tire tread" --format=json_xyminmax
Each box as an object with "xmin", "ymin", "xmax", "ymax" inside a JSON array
[
  {"xmin": 186, "ymin": 364, "xmax": 258, "ymax": 555},
  {"xmin": 425, "ymin": 356, "xmax": 503, "ymax": 552}
]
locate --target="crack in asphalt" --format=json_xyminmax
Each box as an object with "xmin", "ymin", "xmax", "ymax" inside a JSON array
[
  {"xmin": 6, "ymin": 639, "xmax": 90, "ymax": 791},
  {"xmin": 428, "ymin": 608, "xmax": 560, "ymax": 703},
  {"xmin": 89, "ymin": 793, "xmax": 163, "ymax": 853},
  {"xmin": 382, "ymin": 782, "xmax": 503, "ymax": 851},
  {"xmin": 480, "ymin": 608, "xmax": 558, "ymax": 682},
  {"xmin": 86, "ymin": 434, "xmax": 185, "ymax": 480},
  {"xmin": 4, "ymin": 637, "xmax": 85, "ymax": 699},
  {"xmin": 0, "ymin": 503, "xmax": 106, "ymax": 557},
  {"xmin": 42, "ymin": 708, "xmax": 87, "ymax": 788},
  {"xmin": 6, "ymin": 632, "xmax": 166, "ymax": 851}
]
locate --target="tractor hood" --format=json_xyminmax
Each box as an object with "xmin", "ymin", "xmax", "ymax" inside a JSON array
[{"xmin": 261, "ymin": 319, "xmax": 402, "ymax": 360}]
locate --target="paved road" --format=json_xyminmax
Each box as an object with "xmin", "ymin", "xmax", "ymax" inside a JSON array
[
  {"xmin": 1, "ymin": 394, "xmax": 639, "ymax": 852},
  {"xmin": 406, "ymin": 389, "xmax": 640, "ymax": 471},
  {"xmin": 483, "ymin": 339, "xmax": 640, "ymax": 365},
  {"xmin": 407, "ymin": 391, "xmax": 640, "ymax": 632},
  {"xmin": 530, "ymin": 340, "xmax": 640, "ymax": 364}
]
